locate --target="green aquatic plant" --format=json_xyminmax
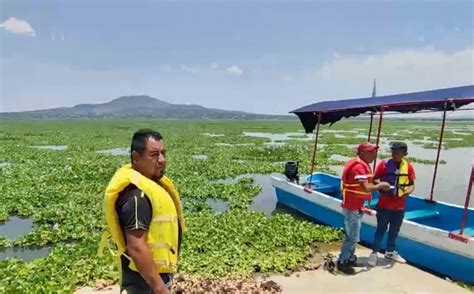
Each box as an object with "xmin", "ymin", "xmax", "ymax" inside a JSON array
[{"xmin": 0, "ymin": 119, "xmax": 471, "ymax": 292}]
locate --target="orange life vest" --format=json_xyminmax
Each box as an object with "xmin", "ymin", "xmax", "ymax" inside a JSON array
[{"xmin": 341, "ymin": 157, "xmax": 373, "ymax": 210}]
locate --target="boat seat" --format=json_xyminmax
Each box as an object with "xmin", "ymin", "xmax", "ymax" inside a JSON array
[
  {"xmin": 313, "ymin": 183, "xmax": 339, "ymax": 194},
  {"xmin": 404, "ymin": 209, "xmax": 440, "ymax": 221},
  {"xmin": 365, "ymin": 199, "xmax": 379, "ymax": 207},
  {"xmin": 462, "ymin": 227, "xmax": 474, "ymax": 236}
]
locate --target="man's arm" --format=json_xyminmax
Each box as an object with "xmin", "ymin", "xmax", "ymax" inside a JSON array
[
  {"xmin": 403, "ymin": 180, "xmax": 415, "ymax": 195},
  {"xmin": 352, "ymin": 164, "xmax": 390, "ymax": 196},
  {"xmin": 125, "ymin": 230, "xmax": 169, "ymax": 294},
  {"xmin": 373, "ymin": 161, "xmax": 385, "ymax": 181},
  {"xmin": 403, "ymin": 164, "xmax": 416, "ymax": 195},
  {"xmin": 360, "ymin": 181, "xmax": 390, "ymax": 194}
]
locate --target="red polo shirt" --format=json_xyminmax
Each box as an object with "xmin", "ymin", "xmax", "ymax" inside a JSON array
[{"xmin": 374, "ymin": 160, "xmax": 416, "ymax": 210}]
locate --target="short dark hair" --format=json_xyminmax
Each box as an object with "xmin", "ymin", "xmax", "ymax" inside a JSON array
[
  {"xmin": 130, "ymin": 129, "xmax": 163, "ymax": 161},
  {"xmin": 390, "ymin": 141, "xmax": 408, "ymax": 152}
]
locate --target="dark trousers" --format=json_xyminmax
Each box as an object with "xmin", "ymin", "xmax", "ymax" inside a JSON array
[
  {"xmin": 122, "ymin": 273, "xmax": 172, "ymax": 294},
  {"xmin": 120, "ymin": 255, "xmax": 173, "ymax": 293},
  {"xmin": 372, "ymin": 208, "xmax": 404, "ymax": 253}
]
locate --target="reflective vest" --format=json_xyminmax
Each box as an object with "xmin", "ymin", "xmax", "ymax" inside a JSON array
[
  {"xmin": 341, "ymin": 158, "xmax": 373, "ymax": 210},
  {"xmin": 99, "ymin": 164, "xmax": 186, "ymax": 276},
  {"xmin": 380, "ymin": 159, "xmax": 410, "ymax": 197}
]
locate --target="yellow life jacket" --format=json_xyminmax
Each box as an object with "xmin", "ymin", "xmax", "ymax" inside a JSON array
[
  {"xmin": 381, "ymin": 159, "xmax": 410, "ymax": 197},
  {"xmin": 99, "ymin": 164, "xmax": 186, "ymax": 275}
]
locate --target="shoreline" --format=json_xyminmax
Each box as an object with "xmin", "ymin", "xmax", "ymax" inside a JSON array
[{"xmin": 75, "ymin": 245, "xmax": 470, "ymax": 293}]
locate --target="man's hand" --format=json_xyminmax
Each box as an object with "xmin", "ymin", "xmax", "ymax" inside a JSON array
[
  {"xmin": 377, "ymin": 182, "xmax": 391, "ymax": 191},
  {"xmin": 403, "ymin": 184, "xmax": 415, "ymax": 196},
  {"xmin": 154, "ymin": 285, "xmax": 170, "ymax": 294},
  {"xmin": 361, "ymin": 181, "xmax": 389, "ymax": 193}
]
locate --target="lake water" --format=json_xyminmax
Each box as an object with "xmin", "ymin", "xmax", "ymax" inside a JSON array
[
  {"xmin": 0, "ymin": 216, "xmax": 34, "ymax": 239},
  {"xmin": 216, "ymin": 154, "xmax": 472, "ymax": 220},
  {"xmin": 214, "ymin": 173, "xmax": 284, "ymax": 216},
  {"xmin": 5, "ymin": 133, "xmax": 471, "ymax": 262},
  {"xmin": 0, "ymin": 161, "xmax": 11, "ymax": 168},
  {"xmin": 327, "ymin": 144, "xmax": 473, "ymax": 206},
  {"xmin": 243, "ymin": 131, "xmax": 313, "ymax": 147},
  {"xmin": 206, "ymin": 198, "xmax": 229, "ymax": 212},
  {"xmin": 0, "ymin": 216, "xmax": 50, "ymax": 261},
  {"xmin": 211, "ymin": 136, "xmax": 472, "ymax": 216},
  {"xmin": 0, "ymin": 246, "xmax": 50, "ymax": 261},
  {"xmin": 214, "ymin": 143, "xmax": 254, "ymax": 147},
  {"xmin": 96, "ymin": 148, "xmax": 129, "ymax": 156},
  {"xmin": 330, "ymin": 154, "xmax": 352, "ymax": 162},
  {"xmin": 32, "ymin": 145, "xmax": 68, "ymax": 151},
  {"xmin": 203, "ymin": 133, "xmax": 225, "ymax": 137},
  {"xmin": 192, "ymin": 154, "xmax": 208, "ymax": 160}
]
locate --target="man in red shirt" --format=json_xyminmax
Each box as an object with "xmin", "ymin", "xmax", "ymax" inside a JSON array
[
  {"xmin": 337, "ymin": 143, "xmax": 390, "ymax": 274},
  {"xmin": 368, "ymin": 142, "xmax": 415, "ymax": 266}
]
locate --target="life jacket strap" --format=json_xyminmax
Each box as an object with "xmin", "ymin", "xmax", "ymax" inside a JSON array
[
  {"xmin": 152, "ymin": 215, "xmax": 177, "ymax": 222},
  {"xmin": 98, "ymin": 230, "xmax": 127, "ymax": 286}
]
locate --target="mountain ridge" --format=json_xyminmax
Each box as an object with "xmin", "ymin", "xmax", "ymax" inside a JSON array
[{"xmin": 0, "ymin": 95, "xmax": 293, "ymax": 120}]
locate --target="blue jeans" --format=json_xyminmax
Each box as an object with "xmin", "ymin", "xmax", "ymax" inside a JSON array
[
  {"xmin": 372, "ymin": 208, "xmax": 404, "ymax": 253},
  {"xmin": 338, "ymin": 208, "xmax": 363, "ymax": 263}
]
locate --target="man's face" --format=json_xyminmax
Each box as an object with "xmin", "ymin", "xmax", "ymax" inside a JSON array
[
  {"xmin": 133, "ymin": 138, "xmax": 167, "ymax": 180},
  {"xmin": 360, "ymin": 150, "xmax": 377, "ymax": 163},
  {"xmin": 391, "ymin": 149, "xmax": 406, "ymax": 163}
]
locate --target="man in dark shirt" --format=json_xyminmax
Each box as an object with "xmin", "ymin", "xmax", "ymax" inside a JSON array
[
  {"xmin": 116, "ymin": 185, "xmax": 174, "ymax": 293},
  {"xmin": 113, "ymin": 129, "xmax": 180, "ymax": 294}
]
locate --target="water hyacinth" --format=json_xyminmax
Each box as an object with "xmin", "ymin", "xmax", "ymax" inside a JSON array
[{"xmin": 0, "ymin": 119, "xmax": 472, "ymax": 293}]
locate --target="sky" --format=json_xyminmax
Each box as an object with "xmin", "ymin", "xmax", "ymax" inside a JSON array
[{"xmin": 0, "ymin": 0, "xmax": 473, "ymax": 115}]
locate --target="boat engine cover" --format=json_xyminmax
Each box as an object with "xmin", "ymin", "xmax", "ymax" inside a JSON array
[{"xmin": 284, "ymin": 161, "xmax": 299, "ymax": 184}]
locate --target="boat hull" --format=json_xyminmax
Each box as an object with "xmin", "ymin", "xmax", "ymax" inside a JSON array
[{"xmin": 272, "ymin": 176, "xmax": 474, "ymax": 284}]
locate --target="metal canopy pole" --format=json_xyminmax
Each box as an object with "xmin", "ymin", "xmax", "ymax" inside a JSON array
[
  {"xmin": 459, "ymin": 162, "xmax": 474, "ymax": 235},
  {"xmin": 429, "ymin": 102, "xmax": 447, "ymax": 202},
  {"xmin": 372, "ymin": 107, "xmax": 384, "ymax": 171},
  {"xmin": 449, "ymin": 161, "xmax": 473, "ymax": 243},
  {"xmin": 306, "ymin": 112, "xmax": 322, "ymax": 193},
  {"xmin": 368, "ymin": 113, "xmax": 374, "ymax": 142}
]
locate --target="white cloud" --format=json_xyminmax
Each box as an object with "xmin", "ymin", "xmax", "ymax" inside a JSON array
[
  {"xmin": 211, "ymin": 63, "xmax": 219, "ymax": 70},
  {"xmin": 227, "ymin": 65, "xmax": 243, "ymax": 76},
  {"xmin": 2, "ymin": 47, "xmax": 472, "ymax": 116},
  {"xmin": 180, "ymin": 65, "xmax": 199, "ymax": 74},
  {"xmin": 332, "ymin": 52, "xmax": 343, "ymax": 59},
  {"xmin": 159, "ymin": 65, "xmax": 172, "ymax": 72},
  {"xmin": 0, "ymin": 17, "xmax": 35, "ymax": 37},
  {"xmin": 312, "ymin": 47, "xmax": 474, "ymax": 94},
  {"xmin": 280, "ymin": 74, "xmax": 294, "ymax": 82}
]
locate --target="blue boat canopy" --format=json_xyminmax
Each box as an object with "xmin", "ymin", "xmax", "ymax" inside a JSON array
[{"xmin": 291, "ymin": 85, "xmax": 474, "ymax": 133}]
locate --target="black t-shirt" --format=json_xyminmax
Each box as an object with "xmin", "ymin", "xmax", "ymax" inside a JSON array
[
  {"xmin": 116, "ymin": 184, "xmax": 175, "ymax": 289},
  {"xmin": 116, "ymin": 184, "xmax": 152, "ymax": 234}
]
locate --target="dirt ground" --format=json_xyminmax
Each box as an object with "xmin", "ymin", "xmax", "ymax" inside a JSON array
[{"xmin": 75, "ymin": 245, "xmax": 470, "ymax": 294}]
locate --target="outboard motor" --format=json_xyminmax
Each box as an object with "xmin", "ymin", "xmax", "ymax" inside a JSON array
[{"xmin": 284, "ymin": 161, "xmax": 299, "ymax": 184}]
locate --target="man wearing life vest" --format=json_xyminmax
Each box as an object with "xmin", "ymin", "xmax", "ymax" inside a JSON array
[
  {"xmin": 99, "ymin": 129, "xmax": 186, "ymax": 294},
  {"xmin": 368, "ymin": 142, "xmax": 415, "ymax": 266},
  {"xmin": 337, "ymin": 142, "xmax": 390, "ymax": 275}
]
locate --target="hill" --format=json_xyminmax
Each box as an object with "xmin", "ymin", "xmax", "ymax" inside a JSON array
[{"xmin": 0, "ymin": 95, "xmax": 292, "ymax": 120}]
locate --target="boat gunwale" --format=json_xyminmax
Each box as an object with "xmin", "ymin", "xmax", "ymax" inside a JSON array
[
  {"xmin": 271, "ymin": 176, "xmax": 474, "ymax": 259},
  {"xmin": 305, "ymin": 172, "xmax": 474, "ymax": 211}
]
